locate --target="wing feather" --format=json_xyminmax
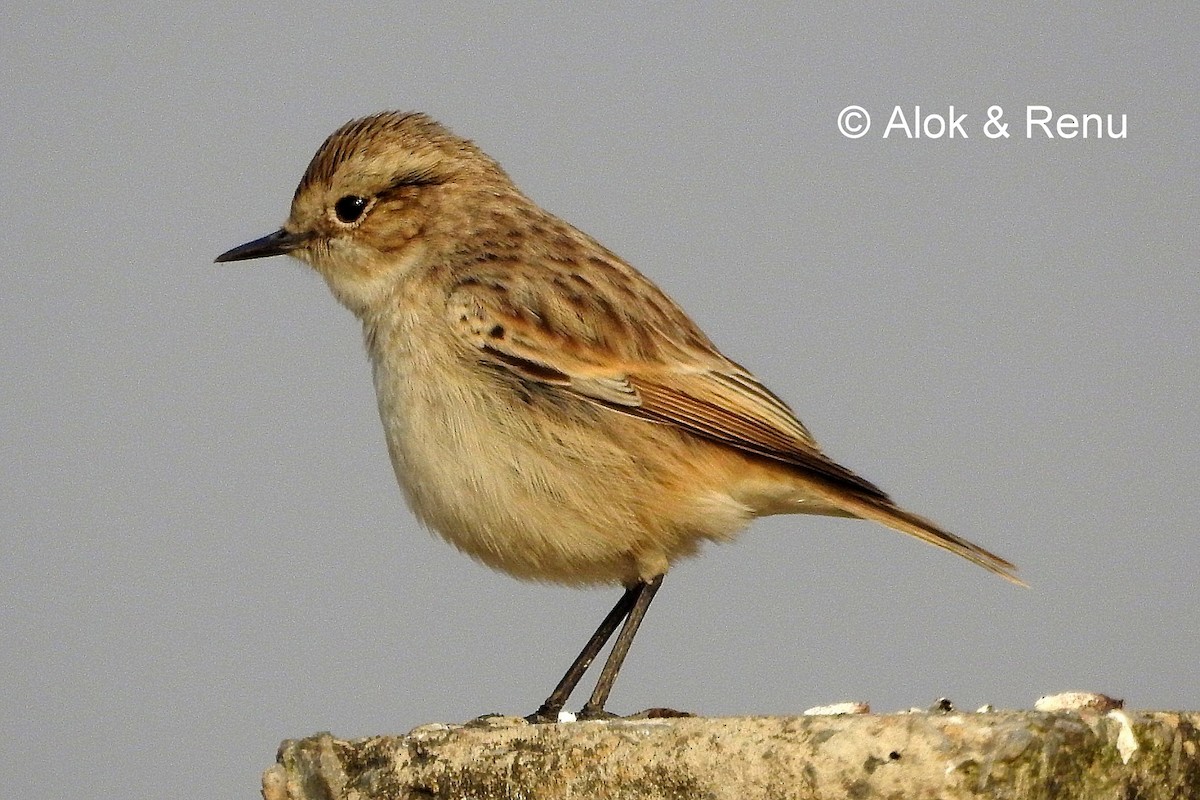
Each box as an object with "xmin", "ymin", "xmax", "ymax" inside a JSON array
[{"xmin": 447, "ymin": 273, "xmax": 890, "ymax": 500}]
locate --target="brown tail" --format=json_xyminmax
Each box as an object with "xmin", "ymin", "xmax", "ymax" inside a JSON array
[{"xmin": 808, "ymin": 482, "xmax": 1025, "ymax": 586}]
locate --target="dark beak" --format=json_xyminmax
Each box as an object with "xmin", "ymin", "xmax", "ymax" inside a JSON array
[{"xmin": 214, "ymin": 228, "xmax": 306, "ymax": 263}]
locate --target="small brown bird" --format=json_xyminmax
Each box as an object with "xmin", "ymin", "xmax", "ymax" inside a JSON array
[{"xmin": 217, "ymin": 111, "xmax": 1021, "ymax": 722}]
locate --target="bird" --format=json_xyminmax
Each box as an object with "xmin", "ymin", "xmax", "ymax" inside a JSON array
[{"xmin": 216, "ymin": 111, "xmax": 1021, "ymax": 722}]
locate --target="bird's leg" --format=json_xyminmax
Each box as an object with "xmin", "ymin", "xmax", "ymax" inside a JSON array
[
  {"xmin": 577, "ymin": 574, "xmax": 664, "ymax": 720},
  {"xmin": 525, "ymin": 583, "xmax": 641, "ymax": 723}
]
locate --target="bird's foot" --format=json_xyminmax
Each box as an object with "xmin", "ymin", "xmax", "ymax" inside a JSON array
[
  {"xmin": 575, "ymin": 704, "xmax": 619, "ymax": 721},
  {"xmin": 524, "ymin": 704, "xmax": 564, "ymax": 724},
  {"xmin": 575, "ymin": 705, "xmax": 693, "ymax": 721},
  {"xmin": 528, "ymin": 704, "xmax": 696, "ymax": 723}
]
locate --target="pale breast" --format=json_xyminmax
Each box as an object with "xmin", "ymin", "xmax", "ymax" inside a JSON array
[{"xmin": 365, "ymin": 313, "xmax": 761, "ymax": 585}]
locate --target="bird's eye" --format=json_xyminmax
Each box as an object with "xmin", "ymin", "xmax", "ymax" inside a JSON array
[{"xmin": 333, "ymin": 195, "xmax": 369, "ymax": 224}]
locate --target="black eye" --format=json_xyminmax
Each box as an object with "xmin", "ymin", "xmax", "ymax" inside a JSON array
[{"xmin": 333, "ymin": 195, "xmax": 369, "ymax": 224}]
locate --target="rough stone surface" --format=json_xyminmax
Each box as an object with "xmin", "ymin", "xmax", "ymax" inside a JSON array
[{"xmin": 261, "ymin": 711, "xmax": 1200, "ymax": 799}]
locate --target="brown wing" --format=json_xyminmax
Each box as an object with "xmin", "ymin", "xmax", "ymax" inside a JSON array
[{"xmin": 445, "ymin": 267, "xmax": 891, "ymax": 502}]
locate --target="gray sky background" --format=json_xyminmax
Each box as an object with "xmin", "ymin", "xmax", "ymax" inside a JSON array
[{"xmin": 3, "ymin": 5, "xmax": 1196, "ymax": 799}]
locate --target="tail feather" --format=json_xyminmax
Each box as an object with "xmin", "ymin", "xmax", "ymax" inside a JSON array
[{"xmin": 806, "ymin": 482, "xmax": 1025, "ymax": 586}]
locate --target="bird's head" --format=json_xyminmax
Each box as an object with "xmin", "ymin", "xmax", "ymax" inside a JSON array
[{"xmin": 216, "ymin": 111, "xmax": 514, "ymax": 316}]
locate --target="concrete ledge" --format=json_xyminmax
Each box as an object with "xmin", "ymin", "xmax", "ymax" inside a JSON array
[{"xmin": 262, "ymin": 711, "xmax": 1200, "ymax": 799}]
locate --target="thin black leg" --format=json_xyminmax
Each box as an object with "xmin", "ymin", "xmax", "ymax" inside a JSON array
[
  {"xmin": 525, "ymin": 583, "xmax": 641, "ymax": 723},
  {"xmin": 577, "ymin": 574, "xmax": 664, "ymax": 720}
]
